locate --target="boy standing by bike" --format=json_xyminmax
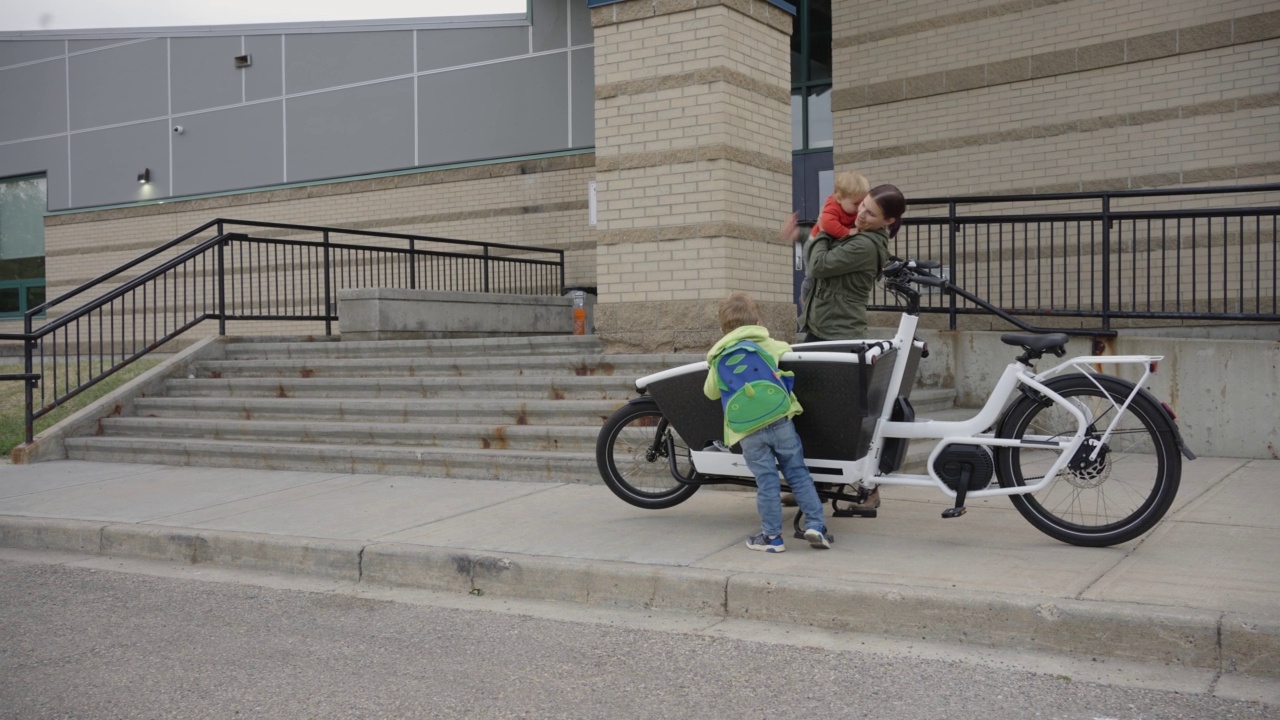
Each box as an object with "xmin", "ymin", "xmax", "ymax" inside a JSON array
[{"xmin": 703, "ymin": 292, "xmax": 833, "ymax": 552}]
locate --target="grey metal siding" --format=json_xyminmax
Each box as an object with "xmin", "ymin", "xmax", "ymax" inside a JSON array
[
  {"xmin": 0, "ymin": 0, "xmax": 592, "ymax": 211},
  {"xmin": 171, "ymin": 36, "xmax": 245, "ymax": 114},
  {"xmin": 244, "ymin": 35, "xmax": 283, "ymax": 103},
  {"xmin": 287, "ymin": 79, "xmax": 415, "ymax": 182},
  {"xmin": 417, "ymin": 52, "xmax": 568, "ymax": 166},
  {"xmin": 571, "ymin": 47, "xmax": 594, "ymax": 149},
  {"xmin": 416, "ymin": 26, "xmax": 528, "ymax": 72},
  {"xmin": 173, "ymin": 101, "xmax": 284, "ymax": 196},
  {"xmin": 0, "ymin": 39, "xmax": 62, "ymax": 67},
  {"xmin": 570, "ymin": 1, "xmax": 592, "ymax": 47},
  {"xmin": 532, "ymin": 0, "xmax": 569, "ymax": 53},
  {"xmin": 284, "ymin": 31, "xmax": 414, "ymax": 95},
  {"xmin": 68, "ymin": 119, "xmax": 168, "ymax": 208},
  {"xmin": 68, "ymin": 40, "xmax": 168, "ymax": 131},
  {"xmin": 0, "ymin": 59, "xmax": 67, "ymax": 143}
]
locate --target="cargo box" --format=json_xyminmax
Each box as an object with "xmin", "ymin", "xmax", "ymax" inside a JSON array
[{"xmin": 637, "ymin": 340, "xmax": 922, "ymax": 464}]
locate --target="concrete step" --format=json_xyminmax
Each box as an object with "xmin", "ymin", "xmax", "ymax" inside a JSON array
[
  {"xmin": 902, "ymin": 387, "xmax": 957, "ymax": 415},
  {"xmin": 63, "ymin": 437, "xmax": 602, "ymax": 484},
  {"xmin": 162, "ymin": 375, "xmax": 640, "ymax": 400},
  {"xmin": 222, "ymin": 334, "xmax": 604, "ymax": 360},
  {"xmin": 194, "ymin": 353, "xmax": 704, "ymax": 379},
  {"xmin": 85, "ymin": 331, "xmax": 966, "ymax": 484},
  {"xmin": 99, "ymin": 417, "xmax": 601, "ymax": 452},
  {"xmin": 132, "ymin": 396, "xmax": 629, "ymax": 426}
]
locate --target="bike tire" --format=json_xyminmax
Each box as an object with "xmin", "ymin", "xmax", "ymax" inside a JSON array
[
  {"xmin": 596, "ymin": 398, "xmax": 700, "ymax": 510},
  {"xmin": 995, "ymin": 374, "xmax": 1181, "ymax": 547}
]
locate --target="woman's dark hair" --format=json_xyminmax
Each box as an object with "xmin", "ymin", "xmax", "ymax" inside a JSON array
[{"xmin": 869, "ymin": 184, "xmax": 906, "ymax": 238}]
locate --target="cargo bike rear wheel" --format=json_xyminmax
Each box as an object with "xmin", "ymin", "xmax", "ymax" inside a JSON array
[{"xmin": 596, "ymin": 397, "xmax": 700, "ymax": 509}]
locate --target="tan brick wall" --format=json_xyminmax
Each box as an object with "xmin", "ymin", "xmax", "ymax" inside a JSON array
[
  {"xmin": 0, "ymin": 155, "xmax": 598, "ymax": 342},
  {"xmin": 592, "ymin": 0, "xmax": 795, "ymax": 352},
  {"xmin": 827, "ymin": 0, "xmax": 1280, "ymax": 329},
  {"xmin": 831, "ymin": 0, "xmax": 1280, "ymax": 195}
]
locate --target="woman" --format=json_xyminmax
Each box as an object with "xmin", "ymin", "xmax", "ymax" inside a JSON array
[{"xmin": 797, "ymin": 184, "xmax": 906, "ymax": 343}]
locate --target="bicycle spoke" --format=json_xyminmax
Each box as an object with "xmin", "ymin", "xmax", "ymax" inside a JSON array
[{"xmin": 998, "ymin": 375, "xmax": 1179, "ymax": 546}]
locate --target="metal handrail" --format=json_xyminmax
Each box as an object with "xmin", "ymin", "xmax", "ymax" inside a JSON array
[
  {"xmin": 907, "ymin": 182, "xmax": 1280, "ymax": 206},
  {"xmin": 885, "ymin": 184, "xmax": 1280, "ymax": 332},
  {"xmin": 2, "ymin": 219, "xmax": 567, "ymax": 446}
]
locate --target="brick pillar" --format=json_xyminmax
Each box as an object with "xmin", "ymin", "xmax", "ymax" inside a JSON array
[{"xmin": 590, "ymin": 0, "xmax": 795, "ymax": 352}]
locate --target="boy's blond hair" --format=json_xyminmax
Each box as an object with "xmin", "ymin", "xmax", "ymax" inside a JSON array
[
  {"xmin": 834, "ymin": 171, "xmax": 870, "ymax": 201},
  {"xmin": 718, "ymin": 292, "xmax": 762, "ymax": 334}
]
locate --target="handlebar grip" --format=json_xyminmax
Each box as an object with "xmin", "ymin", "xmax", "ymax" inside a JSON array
[{"xmin": 912, "ymin": 273, "xmax": 945, "ymax": 287}]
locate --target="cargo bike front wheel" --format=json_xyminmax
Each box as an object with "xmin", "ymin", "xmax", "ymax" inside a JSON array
[{"xmin": 596, "ymin": 398, "xmax": 700, "ymax": 509}]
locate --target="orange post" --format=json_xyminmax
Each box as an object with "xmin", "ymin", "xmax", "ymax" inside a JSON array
[{"xmin": 572, "ymin": 291, "xmax": 586, "ymax": 335}]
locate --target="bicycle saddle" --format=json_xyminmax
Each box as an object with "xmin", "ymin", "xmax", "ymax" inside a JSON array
[{"xmin": 1001, "ymin": 333, "xmax": 1069, "ymax": 353}]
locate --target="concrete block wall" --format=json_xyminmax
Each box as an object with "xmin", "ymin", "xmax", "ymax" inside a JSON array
[
  {"xmin": 591, "ymin": 0, "xmax": 796, "ymax": 352},
  {"xmin": 831, "ymin": 0, "xmax": 1280, "ymax": 195},
  {"xmin": 830, "ymin": 0, "xmax": 1280, "ymax": 332}
]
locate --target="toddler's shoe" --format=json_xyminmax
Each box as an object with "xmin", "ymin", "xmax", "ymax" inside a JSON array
[
  {"xmin": 746, "ymin": 532, "xmax": 786, "ymax": 553},
  {"xmin": 804, "ymin": 526, "xmax": 833, "ymax": 549}
]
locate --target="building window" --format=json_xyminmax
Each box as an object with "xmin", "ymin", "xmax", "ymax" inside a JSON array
[
  {"xmin": 0, "ymin": 175, "xmax": 47, "ymax": 319},
  {"xmin": 791, "ymin": 0, "xmax": 833, "ymax": 152}
]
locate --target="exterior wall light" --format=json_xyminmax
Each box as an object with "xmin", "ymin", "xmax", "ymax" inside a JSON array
[{"xmin": 138, "ymin": 168, "xmax": 150, "ymax": 184}]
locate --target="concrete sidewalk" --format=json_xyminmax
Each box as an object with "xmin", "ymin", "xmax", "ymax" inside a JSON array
[{"xmin": 1, "ymin": 457, "xmax": 1277, "ymax": 689}]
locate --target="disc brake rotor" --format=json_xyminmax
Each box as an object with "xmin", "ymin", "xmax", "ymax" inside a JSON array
[{"xmin": 1065, "ymin": 436, "xmax": 1111, "ymax": 488}]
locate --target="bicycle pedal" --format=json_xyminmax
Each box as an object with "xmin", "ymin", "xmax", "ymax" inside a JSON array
[{"xmin": 941, "ymin": 507, "xmax": 967, "ymax": 519}]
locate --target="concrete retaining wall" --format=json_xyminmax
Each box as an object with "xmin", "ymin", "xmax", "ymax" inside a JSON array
[
  {"xmin": 337, "ymin": 289, "xmax": 580, "ymax": 341},
  {"xmin": 892, "ymin": 327, "xmax": 1280, "ymax": 460}
]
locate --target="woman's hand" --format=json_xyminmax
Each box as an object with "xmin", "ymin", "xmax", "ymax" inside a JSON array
[{"xmin": 779, "ymin": 211, "xmax": 799, "ymax": 244}]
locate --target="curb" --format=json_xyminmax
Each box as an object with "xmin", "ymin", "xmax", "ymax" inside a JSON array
[{"xmin": 2, "ymin": 514, "xmax": 1276, "ymax": 679}]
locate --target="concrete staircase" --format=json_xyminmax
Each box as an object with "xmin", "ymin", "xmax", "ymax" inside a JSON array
[{"xmin": 63, "ymin": 334, "xmax": 959, "ymax": 483}]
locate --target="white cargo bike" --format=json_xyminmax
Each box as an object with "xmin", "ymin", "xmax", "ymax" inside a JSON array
[{"xmin": 596, "ymin": 259, "xmax": 1195, "ymax": 547}]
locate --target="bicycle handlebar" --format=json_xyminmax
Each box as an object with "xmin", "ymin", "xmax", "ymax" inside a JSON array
[
  {"xmin": 911, "ymin": 272, "xmax": 945, "ymax": 287},
  {"xmin": 882, "ymin": 258, "xmax": 943, "ymax": 286},
  {"xmin": 880, "ymin": 257, "xmax": 1117, "ymax": 338}
]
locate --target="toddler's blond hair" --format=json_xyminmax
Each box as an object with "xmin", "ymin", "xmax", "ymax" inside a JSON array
[
  {"xmin": 718, "ymin": 292, "xmax": 762, "ymax": 334},
  {"xmin": 834, "ymin": 171, "xmax": 870, "ymax": 201}
]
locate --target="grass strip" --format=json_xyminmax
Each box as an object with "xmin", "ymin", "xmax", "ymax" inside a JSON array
[{"xmin": 0, "ymin": 359, "xmax": 160, "ymax": 457}]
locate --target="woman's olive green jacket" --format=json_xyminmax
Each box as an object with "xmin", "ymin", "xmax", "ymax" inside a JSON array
[{"xmin": 798, "ymin": 227, "xmax": 891, "ymax": 340}]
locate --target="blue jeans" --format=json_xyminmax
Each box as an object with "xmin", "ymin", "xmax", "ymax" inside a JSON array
[{"xmin": 738, "ymin": 418, "xmax": 827, "ymax": 537}]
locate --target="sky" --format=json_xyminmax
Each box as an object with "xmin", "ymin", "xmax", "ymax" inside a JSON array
[{"xmin": 0, "ymin": 1, "xmax": 528, "ymax": 33}]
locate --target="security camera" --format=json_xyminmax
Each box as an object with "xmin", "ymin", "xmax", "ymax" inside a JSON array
[{"xmin": 173, "ymin": 125, "xmax": 184, "ymax": 135}]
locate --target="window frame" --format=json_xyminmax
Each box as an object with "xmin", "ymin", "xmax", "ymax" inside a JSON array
[{"xmin": 0, "ymin": 173, "xmax": 48, "ymax": 320}]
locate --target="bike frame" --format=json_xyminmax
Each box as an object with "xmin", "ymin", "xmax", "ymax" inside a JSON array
[{"xmin": 687, "ymin": 305, "xmax": 1164, "ymax": 501}]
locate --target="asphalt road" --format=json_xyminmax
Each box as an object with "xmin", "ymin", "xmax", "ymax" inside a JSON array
[{"xmin": 0, "ymin": 558, "xmax": 1272, "ymax": 720}]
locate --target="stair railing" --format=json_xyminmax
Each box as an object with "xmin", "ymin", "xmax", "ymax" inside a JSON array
[{"xmin": 0, "ymin": 219, "xmax": 566, "ymax": 445}]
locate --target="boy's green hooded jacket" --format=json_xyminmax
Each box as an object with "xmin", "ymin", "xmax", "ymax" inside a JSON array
[
  {"xmin": 702, "ymin": 325, "xmax": 803, "ymax": 446},
  {"xmin": 798, "ymin": 227, "xmax": 891, "ymax": 340}
]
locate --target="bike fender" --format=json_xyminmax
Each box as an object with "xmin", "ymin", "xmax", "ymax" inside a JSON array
[{"xmin": 996, "ymin": 374, "xmax": 1196, "ymax": 460}]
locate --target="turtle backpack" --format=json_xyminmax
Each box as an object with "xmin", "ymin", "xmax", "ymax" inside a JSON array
[{"xmin": 713, "ymin": 340, "xmax": 795, "ymax": 437}]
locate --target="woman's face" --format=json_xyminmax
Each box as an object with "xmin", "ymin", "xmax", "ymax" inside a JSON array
[{"xmin": 855, "ymin": 195, "xmax": 895, "ymax": 232}]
